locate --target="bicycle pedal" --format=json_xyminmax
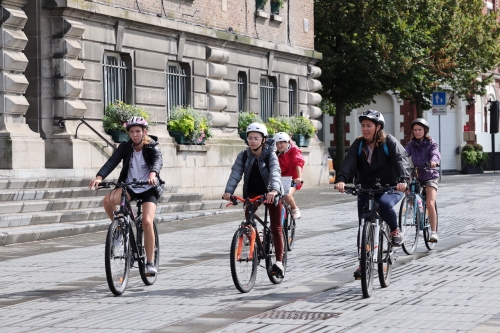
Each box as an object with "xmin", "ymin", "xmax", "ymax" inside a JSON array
[{"xmin": 354, "ymin": 276, "xmax": 361, "ymax": 281}]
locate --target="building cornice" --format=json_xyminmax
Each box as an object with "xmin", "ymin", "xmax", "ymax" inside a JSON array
[{"xmin": 44, "ymin": 0, "xmax": 322, "ymax": 60}]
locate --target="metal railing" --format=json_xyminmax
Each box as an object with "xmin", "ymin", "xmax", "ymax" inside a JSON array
[
  {"xmin": 103, "ymin": 55, "xmax": 128, "ymax": 108},
  {"xmin": 238, "ymin": 73, "xmax": 247, "ymax": 112},
  {"xmin": 167, "ymin": 64, "xmax": 188, "ymax": 113},
  {"xmin": 260, "ymin": 77, "xmax": 275, "ymax": 122},
  {"xmin": 288, "ymin": 81, "xmax": 296, "ymax": 116},
  {"xmin": 58, "ymin": 118, "xmax": 117, "ymax": 151}
]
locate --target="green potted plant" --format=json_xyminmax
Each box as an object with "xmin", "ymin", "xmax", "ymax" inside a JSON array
[
  {"xmin": 266, "ymin": 116, "xmax": 291, "ymax": 136},
  {"xmin": 289, "ymin": 116, "xmax": 316, "ymax": 147},
  {"xmin": 168, "ymin": 106, "xmax": 213, "ymax": 145},
  {"xmin": 270, "ymin": 0, "xmax": 284, "ymax": 13},
  {"xmin": 103, "ymin": 101, "xmax": 154, "ymax": 143},
  {"xmin": 461, "ymin": 143, "xmax": 489, "ymax": 174},
  {"xmin": 238, "ymin": 112, "xmax": 264, "ymax": 142}
]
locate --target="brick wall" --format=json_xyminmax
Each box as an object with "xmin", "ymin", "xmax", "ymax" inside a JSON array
[
  {"xmin": 102, "ymin": 0, "xmax": 315, "ymax": 49},
  {"xmin": 330, "ymin": 115, "xmax": 350, "ymax": 147},
  {"xmin": 400, "ymin": 100, "xmax": 418, "ymax": 146}
]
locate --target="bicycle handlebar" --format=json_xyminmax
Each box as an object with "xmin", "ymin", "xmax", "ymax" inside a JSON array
[
  {"xmin": 98, "ymin": 179, "xmax": 154, "ymax": 189},
  {"xmin": 344, "ymin": 184, "xmax": 397, "ymax": 196},
  {"xmin": 222, "ymin": 195, "xmax": 266, "ymax": 206}
]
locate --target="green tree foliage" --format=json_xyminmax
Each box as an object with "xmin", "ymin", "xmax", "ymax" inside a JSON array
[
  {"xmin": 394, "ymin": 0, "xmax": 500, "ymax": 116},
  {"xmin": 315, "ymin": 0, "xmax": 414, "ymax": 168}
]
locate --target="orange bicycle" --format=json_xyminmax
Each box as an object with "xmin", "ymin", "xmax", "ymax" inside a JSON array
[{"xmin": 227, "ymin": 195, "xmax": 287, "ymax": 293}]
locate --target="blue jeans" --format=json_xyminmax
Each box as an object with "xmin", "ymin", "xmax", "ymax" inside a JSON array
[{"xmin": 357, "ymin": 191, "xmax": 403, "ymax": 232}]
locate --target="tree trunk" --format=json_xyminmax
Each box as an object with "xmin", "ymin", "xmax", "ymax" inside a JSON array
[
  {"xmin": 414, "ymin": 92, "xmax": 424, "ymax": 118},
  {"xmin": 334, "ymin": 103, "xmax": 346, "ymax": 171}
]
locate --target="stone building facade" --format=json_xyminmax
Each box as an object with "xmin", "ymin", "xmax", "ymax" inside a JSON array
[{"xmin": 0, "ymin": 0, "xmax": 328, "ymax": 198}]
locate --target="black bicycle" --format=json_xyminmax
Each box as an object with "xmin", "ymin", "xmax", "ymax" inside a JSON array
[
  {"xmin": 282, "ymin": 180, "xmax": 302, "ymax": 251},
  {"xmin": 99, "ymin": 180, "xmax": 160, "ymax": 296},
  {"xmin": 344, "ymin": 183, "xmax": 398, "ymax": 298},
  {"xmin": 227, "ymin": 194, "xmax": 288, "ymax": 293}
]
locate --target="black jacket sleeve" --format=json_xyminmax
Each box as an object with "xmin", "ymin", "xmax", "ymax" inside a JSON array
[
  {"xmin": 335, "ymin": 138, "xmax": 360, "ymax": 184},
  {"xmin": 148, "ymin": 144, "xmax": 163, "ymax": 175},
  {"xmin": 386, "ymin": 135, "xmax": 411, "ymax": 181},
  {"xmin": 96, "ymin": 142, "xmax": 127, "ymax": 179}
]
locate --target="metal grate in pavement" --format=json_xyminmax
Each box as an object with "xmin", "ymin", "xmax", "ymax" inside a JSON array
[{"xmin": 255, "ymin": 310, "xmax": 341, "ymax": 320}]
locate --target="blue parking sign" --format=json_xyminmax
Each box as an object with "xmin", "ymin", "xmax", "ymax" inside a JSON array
[{"xmin": 432, "ymin": 92, "xmax": 446, "ymax": 106}]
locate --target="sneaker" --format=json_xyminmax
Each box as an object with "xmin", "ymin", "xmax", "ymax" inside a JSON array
[
  {"xmin": 292, "ymin": 209, "xmax": 301, "ymax": 219},
  {"xmin": 353, "ymin": 267, "xmax": 362, "ymax": 280},
  {"xmin": 429, "ymin": 232, "xmax": 439, "ymax": 243},
  {"xmin": 272, "ymin": 261, "xmax": 284, "ymax": 278},
  {"xmin": 145, "ymin": 261, "xmax": 157, "ymax": 275},
  {"xmin": 391, "ymin": 229, "xmax": 404, "ymax": 246}
]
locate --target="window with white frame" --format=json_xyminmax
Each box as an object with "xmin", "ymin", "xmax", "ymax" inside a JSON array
[
  {"xmin": 167, "ymin": 63, "xmax": 189, "ymax": 112},
  {"xmin": 260, "ymin": 76, "xmax": 276, "ymax": 122},
  {"xmin": 102, "ymin": 53, "xmax": 129, "ymax": 108},
  {"xmin": 237, "ymin": 72, "xmax": 247, "ymax": 112}
]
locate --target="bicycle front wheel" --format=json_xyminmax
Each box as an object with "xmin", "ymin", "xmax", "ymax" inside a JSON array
[
  {"xmin": 284, "ymin": 207, "xmax": 296, "ymax": 251},
  {"xmin": 265, "ymin": 229, "xmax": 287, "ymax": 284},
  {"xmin": 377, "ymin": 223, "xmax": 392, "ymax": 288},
  {"xmin": 399, "ymin": 196, "xmax": 419, "ymax": 255},
  {"xmin": 230, "ymin": 228, "xmax": 258, "ymax": 293},
  {"xmin": 360, "ymin": 222, "xmax": 374, "ymax": 298},
  {"xmin": 424, "ymin": 202, "xmax": 438, "ymax": 250},
  {"xmin": 105, "ymin": 218, "xmax": 131, "ymax": 296},
  {"xmin": 140, "ymin": 221, "xmax": 160, "ymax": 285}
]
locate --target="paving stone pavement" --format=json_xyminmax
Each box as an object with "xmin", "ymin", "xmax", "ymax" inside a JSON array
[{"xmin": 0, "ymin": 174, "xmax": 500, "ymax": 332}]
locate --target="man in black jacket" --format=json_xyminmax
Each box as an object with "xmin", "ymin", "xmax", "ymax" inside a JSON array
[{"xmin": 89, "ymin": 117, "xmax": 163, "ymax": 275}]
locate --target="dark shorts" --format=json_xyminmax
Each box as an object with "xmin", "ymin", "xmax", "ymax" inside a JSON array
[{"xmin": 126, "ymin": 187, "xmax": 159, "ymax": 205}]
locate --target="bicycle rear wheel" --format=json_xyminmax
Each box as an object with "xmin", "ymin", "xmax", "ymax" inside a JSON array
[
  {"xmin": 424, "ymin": 202, "xmax": 438, "ymax": 250},
  {"xmin": 399, "ymin": 196, "xmax": 419, "ymax": 255},
  {"xmin": 230, "ymin": 228, "xmax": 258, "ymax": 293},
  {"xmin": 140, "ymin": 221, "xmax": 160, "ymax": 285},
  {"xmin": 284, "ymin": 207, "xmax": 296, "ymax": 251},
  {"xmin": 105, "ymin": 218, "xmax": 130, "ymax": 296},
  {"xmin": 377, "ymin": 223, "xmax": 392, "ymax": 288},
  {"xmin": 360, "ymin": 222, "xmax": 374, "ymax": 298},
  {"xmin": 266, "ymin": 229, "xmax": 287, "ymax": 284}
]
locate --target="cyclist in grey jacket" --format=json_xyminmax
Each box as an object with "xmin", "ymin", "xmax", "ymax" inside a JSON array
[{"xmin": 223, "ymin": 122, "xmax": 285, "ymax": 277}]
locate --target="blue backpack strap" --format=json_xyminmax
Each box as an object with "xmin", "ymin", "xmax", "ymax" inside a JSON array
[
  {"xmin": 358, "ymin": 140, "xmax": 389, "ymax": 157},
  {"xmin": 383, "ymin": 142, "xmax": 389, "ymax": 157}
]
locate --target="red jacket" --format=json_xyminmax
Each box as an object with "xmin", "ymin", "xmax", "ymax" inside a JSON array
[{"xmin": 277, "ymin": 144, "xmax": 305, "ymax": 178}]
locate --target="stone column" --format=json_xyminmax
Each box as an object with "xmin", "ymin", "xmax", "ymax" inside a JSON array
[
  {"xmin": 307, "ymin": 65, "xmax": 323, "ymax": 131},
  {"xmin": 206, "ymin": 46, "xmax": 230, "ymax": 127},
  {"xmin": 0, "ymin": 0, "xmax": 44, "ymax": 169}
]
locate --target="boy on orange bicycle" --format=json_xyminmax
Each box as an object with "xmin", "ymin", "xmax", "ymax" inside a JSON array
[
  {"xmin": 273, "ymin": 132, "xmax": 305, "ymax": 219},
  {"xmin": 223, "ymin": 123, "xmax": 285, "ymax": 277}
]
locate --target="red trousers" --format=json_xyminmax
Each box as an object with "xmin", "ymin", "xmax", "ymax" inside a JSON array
[{"xmin": 246, "ymin": 192, "xmax": 284, "ymax": 261}]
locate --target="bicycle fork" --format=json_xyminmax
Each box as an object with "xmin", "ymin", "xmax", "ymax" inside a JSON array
[
  {"xmin": 236, "ymin": 225, "xmax": 257, "ymax": 261},
  {"xmin": 358, "ymin": 219, "xmax": 380, "ymax": 263}
]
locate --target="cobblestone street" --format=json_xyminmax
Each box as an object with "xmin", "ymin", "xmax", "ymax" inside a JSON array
[{"xmin": 1, "ymin": 174, "xmax": 500, "ymax": 333}]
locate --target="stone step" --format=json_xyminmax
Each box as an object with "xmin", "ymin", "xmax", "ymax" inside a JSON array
[
  {"xmin": 0, "ymin": 185, "xmax": 188, "ymax": 202},
  {"xmin": 0, "ymin": 199, "xmax": 227, "ymax": 228},
  {"xmin": 0, "ymin": 206, "xmax": 241, "ymax": 246},
  {"xmin": 0, "ymin": 192, "xmax": 206, "ymax": 214},
  {"xmin": 0, "ymin": 178, "xmax": 180, "ymax": 192}
]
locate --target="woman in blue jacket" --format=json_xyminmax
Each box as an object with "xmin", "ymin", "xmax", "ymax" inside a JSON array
[{"xmin": 405, "ymin": 118, "xmax": 441, "ymax": 243}]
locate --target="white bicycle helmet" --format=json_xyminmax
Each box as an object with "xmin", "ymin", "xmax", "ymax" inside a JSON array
[
  {"xmin": 359, "ymin": 110, "xmax": 385, "ymax": 129},
  {"xmin": 125, "ymin": 116, "xmax": 148, "ymax": 130},
  {"xmin": 246, "ymin": 122, "xmax": 268, "ymax": 137},
  {"xmin": 273, "ymin": 132, "xmax": 290, "ymax": 143}
]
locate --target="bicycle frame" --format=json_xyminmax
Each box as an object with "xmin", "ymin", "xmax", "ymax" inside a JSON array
[
  {"xmin": 406, "ymin": 167, "xmax": 429, "ymax": 231},
  {"xmin": 229, "ymin": 195, "xmax": 272, "ymax": 262}
]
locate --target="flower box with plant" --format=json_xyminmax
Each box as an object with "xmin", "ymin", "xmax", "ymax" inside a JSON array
[
  {"xmin": 461, "ymin": 143, "xmax": 488, "ymax": 174},
  {"xmin": 103, "ymin": 101, "xmax": 154, "ymax": 142},
  {"xmin": 265, "ymin": 116, "xmax": 291, "ymax": 136},
  {"xmin": 168, "ymin": 106, "xmax": 213, "ymax": 145},
  {"xmin": 238, "ymin": 112, "xmax": 264, "ymax": 141},
  {"xmin": 289, "ymin": 116, "xmax": 316, "ymax": 147}
]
